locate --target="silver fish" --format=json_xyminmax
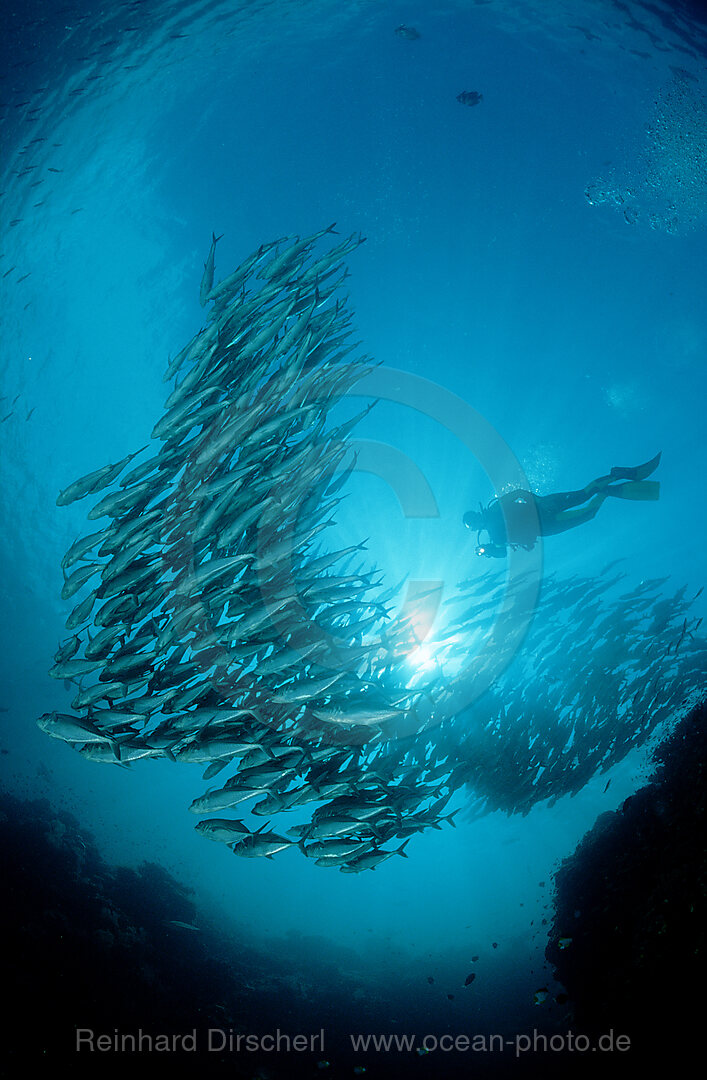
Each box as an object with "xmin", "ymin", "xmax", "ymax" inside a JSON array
[{"xmin": 200, "ymin": 231, "xmax": 223, "ymax": 306}]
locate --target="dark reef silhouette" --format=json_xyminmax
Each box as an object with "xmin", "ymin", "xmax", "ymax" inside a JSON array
[{"xmin": 547, "ymin": 697, "xmax": 706, "ymax": 1068}]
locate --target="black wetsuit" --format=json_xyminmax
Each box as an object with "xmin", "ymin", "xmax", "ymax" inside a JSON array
[
  {"xmin": 471, "ymin": 454, "xmax": 662, "ymax": 555},
  {"xmin": 480, "ymin": 478, "xmax": 626, "ymax": 550}
]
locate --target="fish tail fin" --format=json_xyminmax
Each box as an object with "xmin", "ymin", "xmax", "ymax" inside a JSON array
[
  {"xmin": 109, "ymin": 737, "xmax": 123, "ymax": 762},
  {"xmin": 213, "ymin": 232, "xmax": 224, "ymax": 244},
  {"xmin": 397, "ymin": 839, "xmax": 410, "ymax": 858}
]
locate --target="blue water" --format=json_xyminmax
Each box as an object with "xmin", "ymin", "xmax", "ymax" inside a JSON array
[{"xmin": 1, "ymin": 0, "xmax": 706, "ymax": 1071}]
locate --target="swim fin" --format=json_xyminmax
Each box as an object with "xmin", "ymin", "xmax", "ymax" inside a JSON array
[
  {"xmin": 607, "ymin": 480, "xmax": 661, "ymax": 501},
  {"xmin": 609, "ymin": 451, "xmax": 662, "ymax": 482}
]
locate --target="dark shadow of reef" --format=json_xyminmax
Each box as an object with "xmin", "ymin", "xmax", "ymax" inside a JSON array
[{"xmin": 547, "ymin": 697, "xmax": 706, "ymax": 1072}]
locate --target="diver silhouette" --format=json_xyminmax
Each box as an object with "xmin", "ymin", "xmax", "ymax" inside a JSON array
[{"xmin": 464, "ymin": 452, "xmax": 662, "ymax": 558}]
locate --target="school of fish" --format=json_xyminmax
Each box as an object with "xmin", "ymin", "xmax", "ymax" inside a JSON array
[{"xmin": 37, "ymin": 226, "xmax": 707, "ymax": 869}]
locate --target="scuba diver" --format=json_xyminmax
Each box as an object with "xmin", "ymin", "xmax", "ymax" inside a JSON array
[{"xmin": 464, "ymin": 452, "xmax": 662, "ymax": 558}]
